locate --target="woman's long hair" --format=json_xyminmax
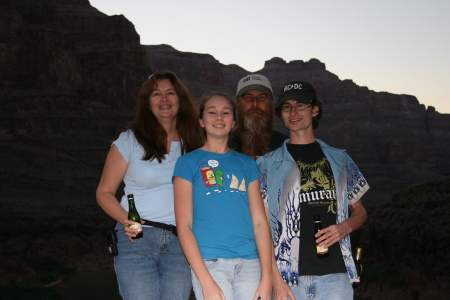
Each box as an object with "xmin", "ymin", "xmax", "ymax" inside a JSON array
[{"xmin": 126, "ymin": 71, "xmax": 203, "ymax": 162}]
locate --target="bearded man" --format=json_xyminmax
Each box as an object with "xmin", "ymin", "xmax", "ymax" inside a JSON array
[{"xmin": 229, "ymin": 74, "xmax": 288, "ymax": 158}]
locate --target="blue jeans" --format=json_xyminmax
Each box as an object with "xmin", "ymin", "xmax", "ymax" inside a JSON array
[
  {"xmin": 191, "ymin": 258, "xmax": 261, "ymax": 300},
  {"xmin": 290, "ymin": 273, "xmax": 353, "ymax": 300},
  {"xmin": 114, "ymin": 225, "xmax": 192, "ymax": 300}
]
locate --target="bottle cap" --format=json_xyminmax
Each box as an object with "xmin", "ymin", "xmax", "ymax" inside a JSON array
[
  {"xmin": 127, "ymin": 194, "xmax": 134, "ymax": 200},
  {"xmin": 313, "ymin": 214, "xmax": 320, "ymax": 221}
]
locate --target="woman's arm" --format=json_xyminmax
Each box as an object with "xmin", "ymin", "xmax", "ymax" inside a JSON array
[
  {"xmin": 174, "ymin": 176, "xmax": 225, "ymax": 300},
  {"xmin": 96, "ymin": 145, "xmax": 140, "ymax": 241},
  {"xmin": 96, "ymin": 145, "xmax": 128, "ymax": 222},
  {"xmin": 248, "ymin": 179, "xmax": 273, "ymax": 300}
]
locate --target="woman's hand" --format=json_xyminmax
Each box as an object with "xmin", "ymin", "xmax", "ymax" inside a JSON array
[{"xmin": 123, "ymin": 219, "xmax": 145, "ymax": 243}]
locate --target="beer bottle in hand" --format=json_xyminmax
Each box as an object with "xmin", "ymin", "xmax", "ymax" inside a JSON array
[
  {"xmin": 127, "ymin": 194, "xmax": 143, "ymax": 239},
  {"xmin": 352, "ymin": 247, "xmax": 363, "ymax": 288},
  {"xmin": 314, "ymin": 214, "xmax": 329, "ymax": 258}
]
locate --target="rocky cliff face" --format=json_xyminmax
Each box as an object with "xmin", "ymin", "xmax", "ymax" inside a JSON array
[
  {"xmin": 256, "ymin": 57, "xmax": 448, "ymax": 167},
  {"xmin": 142, "ymin": 50, "xmax": 450, "ymax": 207},
  {"xmin": 144, "ymin": 50, "xmax": 450, "ymax": 166},
  {"xmin": 1, "ymin": 0, "xmax": 149, "ymax": 150},
  {"xmin": 1, "ymin": 0, "xmax": 449, "ymax": 289}
]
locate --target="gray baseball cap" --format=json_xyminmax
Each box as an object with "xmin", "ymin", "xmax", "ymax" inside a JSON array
[{"xmin": 236, "ymin": 74, "xmax": 273, "ymax": 98}]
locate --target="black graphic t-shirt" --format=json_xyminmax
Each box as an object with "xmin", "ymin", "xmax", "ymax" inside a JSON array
[{"xmin": 286, "ymin": 142, "xmax": 347, "ymax": 276}]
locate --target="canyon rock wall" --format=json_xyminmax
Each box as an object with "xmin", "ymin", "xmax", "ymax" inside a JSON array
[{"xmin": 1, "ymin": 2, "xmax": 449, "ymax": 282}]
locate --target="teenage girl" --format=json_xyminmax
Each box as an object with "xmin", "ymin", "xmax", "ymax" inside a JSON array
[{"xmin": 173, "ymin": 91, "xmax": 273, "ymax": 300}]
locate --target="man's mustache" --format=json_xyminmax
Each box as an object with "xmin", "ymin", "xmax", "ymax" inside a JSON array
[{"xmin": 243, "ymin": 107, "xmax": 267, "ymax": 118}]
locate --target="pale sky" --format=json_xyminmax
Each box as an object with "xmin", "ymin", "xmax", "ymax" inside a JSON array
[{"xmin": 89, "ymin": 0, "xmax": 450, "ymax": 114}]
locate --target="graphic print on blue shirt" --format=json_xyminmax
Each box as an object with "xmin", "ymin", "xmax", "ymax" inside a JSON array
[
  {"xmin": 198, "ymin": 159, "xmax": 247, "ymax": 195},
  {"xmin": 173, "ymin": 148, "xmax": 260, "ymax": 259}
]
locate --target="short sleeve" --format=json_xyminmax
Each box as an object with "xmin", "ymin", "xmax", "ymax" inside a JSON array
[
  {"xmin": 112, "ymin": 130, "xmax": 138, "ymax": 163},
  {"xmin": 346, "ymin": 155, "xmax": 370, "ymax": 205},
  {"xmin": 247, "ymin": 157, "xmax": 261, "ymax": 184},
  {"xmin": 173, "ymin": 154, "xmax": 194, "ymax": 183}
]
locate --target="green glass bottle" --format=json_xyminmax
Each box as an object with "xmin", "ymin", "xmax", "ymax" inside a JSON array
[
  {"xmin": 352, "ymin": 247, "xmax": 363, "ymax": 288},
  {"xmin": 127, "ymin": 194, "xmax": 143, "ymax": 239},
  {"xmin": 314, "ymin": 214, "xmax": 329, "ymax": 258}
]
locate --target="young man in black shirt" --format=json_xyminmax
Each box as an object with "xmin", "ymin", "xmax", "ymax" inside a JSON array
[{"xmin": 257, "ymin": 81, "xmax": 368, "ymax": 300}]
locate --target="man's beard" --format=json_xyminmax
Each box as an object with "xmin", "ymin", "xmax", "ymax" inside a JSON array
[{"xmin": 236, "ymin": 106, "xmax": 274, "ymax": 158}]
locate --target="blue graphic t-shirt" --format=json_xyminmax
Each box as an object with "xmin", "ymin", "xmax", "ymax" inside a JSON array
[{"xmin": 173, "ymin": 148, "xmax": 260, "ymax": 259}]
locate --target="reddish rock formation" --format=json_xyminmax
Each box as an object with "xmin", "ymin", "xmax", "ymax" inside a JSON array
[
  {"xmin": 0, "ymin": 1, "xmax": 449, "ymax": 289},
  {"xmin": 1, "ymin": 0, "xmax": 449, "ymax": 205}
]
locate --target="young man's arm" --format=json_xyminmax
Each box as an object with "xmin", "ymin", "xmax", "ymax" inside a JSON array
[{"xmin": 315, "ymin": 200, "xmax": 367, "ymax": 249}]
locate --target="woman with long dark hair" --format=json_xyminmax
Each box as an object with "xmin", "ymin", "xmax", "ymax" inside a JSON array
[{"xmin": 96, "ymin": 71, "xmax": 203, "ymax": 300}]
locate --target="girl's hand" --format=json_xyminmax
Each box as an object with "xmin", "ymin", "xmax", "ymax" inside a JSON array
[
  {"xmin": 202, "ymin": 281, "xmax": 226, "ymax": 300},
  {"xmin": 253, "ymin": 279, "xmax": 272, "ymax": 300}
]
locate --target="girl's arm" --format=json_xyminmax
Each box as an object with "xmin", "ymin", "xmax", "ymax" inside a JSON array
[
  {"xmin": 174, "ymin": 176, "xmax": 225, "ymax": 300},
  {"xmin": 96, "ymin": 145, "xmax": 140, "ymax": 241},
  {"xmin": 248, "ymin": 179, "xmax": 273, "ymax": 300}
]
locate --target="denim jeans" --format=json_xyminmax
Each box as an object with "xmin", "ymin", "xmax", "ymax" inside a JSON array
[
  {"xmin": 191, "ymin": 258, "xmax": 261, "ymax": 300},
  {"xmin": 114, "ymin": 225, "xmax": 192, "ymax": 300},
  {"xmin": 290, "ymin": 273, "xmax": 353, "ymax": 300}
]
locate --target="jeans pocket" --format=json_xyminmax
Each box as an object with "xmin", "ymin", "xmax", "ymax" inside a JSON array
[{"xmin": 204, "ymin": 258, "xmax": 220, "ymax": 265}]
